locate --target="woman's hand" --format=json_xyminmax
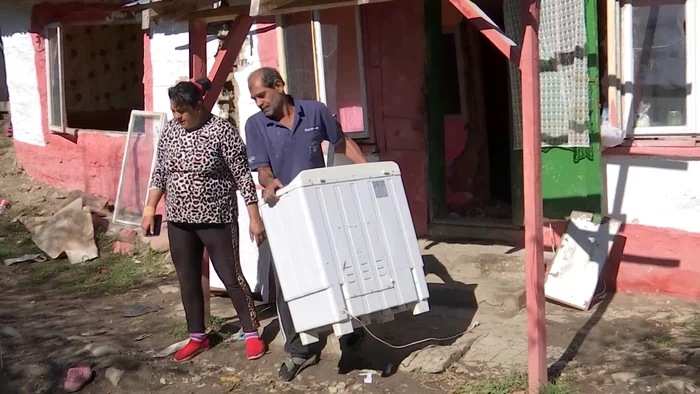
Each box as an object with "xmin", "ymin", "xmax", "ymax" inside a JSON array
[
  {"xmin": 249, "ymin": 216, "xmax": 266, "ymax": 245},
  {"xmin": 141, "ymin": 215, "xmax": 155, "ymax": 236}
]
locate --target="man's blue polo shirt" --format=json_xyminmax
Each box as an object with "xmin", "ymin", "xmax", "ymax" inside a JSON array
[{"xmin": 244, "ymin": 98, "xmax": 344, "ymax": 186}]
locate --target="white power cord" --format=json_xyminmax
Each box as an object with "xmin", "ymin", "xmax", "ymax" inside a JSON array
[{"xmin": 341, "ymin": 308, "xmax": 480, "ymax": 349}]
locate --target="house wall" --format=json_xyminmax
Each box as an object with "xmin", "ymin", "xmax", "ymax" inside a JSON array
[
  {"xmin": 541, "ymin": 148, "xmax": 700, "ymax": 299},
  {"xmin": 362, "ymin": 0, "xmax": 429, "ymax": 235},
  {"xmin": 1, "ymin": 3, "xmax": 44, "ymax": 147},
  {"xmin": 2, "ymin": 1, "xmax": 274, "ymax": 205},
  {"xmin": 603, "ymin": 151, "xmax": 700, "ymax": 298}
]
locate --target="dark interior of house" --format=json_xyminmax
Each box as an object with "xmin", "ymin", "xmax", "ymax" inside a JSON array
[{"xmin": 62, "ymin": 23, "xmax": 144, "ymax": 131}]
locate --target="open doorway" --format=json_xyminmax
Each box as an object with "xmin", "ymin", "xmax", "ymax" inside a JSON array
[{"xmin": 440, "ymin": 4, "xmax": 514, "ymax": 226}]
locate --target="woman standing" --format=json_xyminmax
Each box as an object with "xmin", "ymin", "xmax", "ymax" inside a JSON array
[{"xmin": 141, "ymin": 78, "xmax": 266, "ymax": 362}]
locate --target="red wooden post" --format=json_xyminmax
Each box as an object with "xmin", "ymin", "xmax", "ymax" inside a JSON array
[
  {"xmin": 189, "ymin": 19, "xmax": 210, "ymax": 328},
  {"xmin": 188, "ymin": 16, "xmax": 253, "ymax": 328},
  {"xmin": 518, "ymin": 0, "xmax": 547, "ymax": 392},
  {"xmin": 204, "ymin": 16, "xmax": 254, "ymax": 111},
  {"xmin": 438, "ymin": 2, "xmax": 547, "ymax": 388},
  {"xmin": 189, "ymin": 20, "xmax": 207, "ymax": 80}
]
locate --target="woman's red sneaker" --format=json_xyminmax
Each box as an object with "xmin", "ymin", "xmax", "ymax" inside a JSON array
[
  {"xmin": 174, "ymin": 338, "xmax": 210, "ymax": 362},
  {"xmin": 245, "ymin": 337, "xmax": 266, "ymax": 360}
]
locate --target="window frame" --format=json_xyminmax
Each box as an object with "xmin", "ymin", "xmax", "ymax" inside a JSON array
[
  {"xmin": 45, "ymin": 23, "xmax": 67, "ymax": 134},
  {"xmin": 113, "ymin": 110, "xmax": 167, "ymax": 226},
  {"xmin": 621, "ymin": 0, "xmax": 699, "ymax": 137},
  {"xmin": 44, "ymin": 20, "xmax": 144, "ymax": 135},
  {"xmin": 279, "ymin": 6, "xmax": 373, "ymax": 140}
]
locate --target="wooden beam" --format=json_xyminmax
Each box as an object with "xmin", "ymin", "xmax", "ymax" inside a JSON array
[
  {"xmin": 189, "ymin": 0, "xmax": 390, "ymax": 21},
  {"xmin": 189, "ymin": 20, "xmax": 207, "ymax": 80},
  {"xmin": 203, "ymin": 16, "xmax": 254, "ymax": 111},
  {"xmin": 250, "ymin": 0, "xmax": 296, "ymax": 16},
  {"xmin": 189, "ymin": 6, "xmax": 248, "ymax": 23},
  {"xmin": 188, "ymin": 17, "xmax": 209, "ymax": 329},
  {"xmin": 448, "ymin": 0, "xmax": 519, "ymax": 61},
  {"xmin": 518, "ymin": 0, "xmax": 546, "ymax": 392}
]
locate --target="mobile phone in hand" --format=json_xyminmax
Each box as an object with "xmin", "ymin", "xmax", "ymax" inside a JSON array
[{"xmin": 149, "ymin": 214, "xmax": 163, "ymax": 237}]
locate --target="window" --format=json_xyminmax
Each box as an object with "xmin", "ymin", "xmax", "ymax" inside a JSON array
[
  {"xmin": 280, "ymin": 6, "xmax": 371, "ymax": 139},
  {"xmin": 622, "ymin": 0, "xmax": 698, "ymax": 136},
  {"xmin": 45, "ymin": 22, "xmax": 145, "ymax": 133}
]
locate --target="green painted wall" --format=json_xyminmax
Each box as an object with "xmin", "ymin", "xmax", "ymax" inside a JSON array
[
  {"xmin": 513, "ymin": 0, "xmax": 603, "ymax": 225},
  {"xmin": 541, "ymin": 0, "xmax": 603, "ymax": 220}
]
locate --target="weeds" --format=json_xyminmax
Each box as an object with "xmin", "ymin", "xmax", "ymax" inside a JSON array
[
  {"xmin": 170, "ymin": 315, "xmax": 227, "ymax": 338},
  {"xmin": 456, "ymin": 372, "xmax": 579, "ymax": 394},
  {"xmin": 684, "ymin": 314, "xmax": 700, "ymax": 338},
  {"xmin": 0, "ymin": 215, "xmax": 41, "ymax": 261},
  {"xmin": 644, "ymin": 335, "xmax": 676, "ymax": 350},
  {"xmin": 21, "ymin": 251, "xmax": 167, "ymax": 294},
  {"xmin": 2, "ymin": 208, "xmax": 169, "ymax": 294}
]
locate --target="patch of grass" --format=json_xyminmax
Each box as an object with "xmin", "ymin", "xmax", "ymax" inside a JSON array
[
  {"xmin": 169, "ymin": 322, "xmax": 189, "ymax": 339},
  {"xmin": 644, "ymin": 335, "xmax": 676, "ymax": 349},
  {"xmin": 0, "ymin": 218, "xmax": 42, "ymax": 261},
  {"xmin": 21, "ymin": 250, "xmax": 168, "ymax": 294},
  {"xmin": 95, "ymin": 231, "xmax": 114, "ymax": 251},
  {"xmin": 456, "ymin": 373, "xmax": 527, "ymax": 394},
  {"xmin": 170, "ymin": 315, "xmax": 227, "ymax": 338},
  {"xmin": 684, "ymin": 314, "xmax": 700, "ymax": 338},
  {"xmin": 456, "ymin": 373, "xmax": 580, "ymax": 394},
  {"xmin": 539, "ymin": 378, "xmax": 580, "ymax": 394},
  {"xmin": 3, "ymin": 209, "xmax": 169, "ymax": 293},
  {"xmin": 210, "ymin": 315, "xmax": 226, "ymax": 330}
]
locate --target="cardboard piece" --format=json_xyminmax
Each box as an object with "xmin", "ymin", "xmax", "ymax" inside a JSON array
[
  {"xmin": 32, "ymin": 198, "xmax": 99, "ymax": 264},
  {"xmin": 544, "ymin": 211, "xmax": 622, "ymax": 310},
  {"xmin": 59, "ymin": 190, "xmax": 111, "ymax": 217}
]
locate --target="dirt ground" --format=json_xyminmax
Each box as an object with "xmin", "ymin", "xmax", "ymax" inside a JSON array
[{"xmin": 1, "ymin": 132, "xmax": 699, "ymax": 394}]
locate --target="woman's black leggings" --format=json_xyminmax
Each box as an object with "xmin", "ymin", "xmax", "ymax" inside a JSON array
[{"xmin": 168, "ymin": 221, "xmax": 259, "ymax": 334}]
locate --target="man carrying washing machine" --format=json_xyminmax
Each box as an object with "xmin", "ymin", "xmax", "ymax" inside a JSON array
[{"xmin": 244, "ymin": 67, "xmax": 368, "ymax": 381}]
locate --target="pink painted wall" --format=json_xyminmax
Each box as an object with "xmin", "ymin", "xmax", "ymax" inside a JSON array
[
  {"xmin": 318, "ymin": 7, "xmax": 366, "ymax": 134},
  {"xmin": 362, "ymin": 0, "xmax": 429, "ymax": 235},
  {"xmin": 13, "ymin": 2, "xmax": 141, "ymax": 205},
  {"xmin": 544, "ymin": 222, "xmax": 700, "ymax": 300},
  {"xmin": 255, "ymin": 18, "xmax": 279, "ymax": 69}
]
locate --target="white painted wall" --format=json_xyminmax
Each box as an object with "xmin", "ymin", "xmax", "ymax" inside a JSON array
[
  {"xmin": 0, "ymin": 5, "xmax": 45, "ymax": 146},
  {"xmin": 233, "ymin": 27, "xmax": 261, "ymax": 146},
  {"xmin": 605, "ymin": 155, "xmax": 700, "ymax": 233},
  {"xmin": 150, "ymin": 22, "xmax": 189, "ymax": 116},
  {"xmin": 150, "ymin": 22, "xmax": 225, "ymax": 118}
]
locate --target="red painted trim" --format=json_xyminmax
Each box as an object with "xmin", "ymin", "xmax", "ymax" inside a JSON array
[
  {"xmin": 204, "ymin": 16, "xmax": 254, "ymax": 111},
  {"xmin": 189, "ymin": 21, "xmax": 207, "ymax": 80},
  {"xmin": 143, "ymin": 29, "xmax": 153, "ymax": 111},
  {"xmin": 603, "ymin": 146, "xmax": 700, "ymax": 158},
  {"xmin": 449, "ymin": 0, "xmax": 519, "ymax": 61}
]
